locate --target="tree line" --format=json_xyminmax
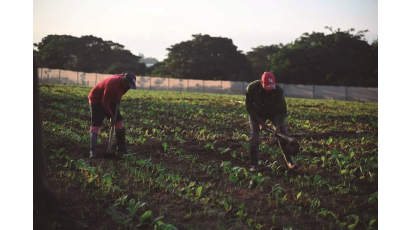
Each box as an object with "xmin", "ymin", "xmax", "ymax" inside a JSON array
[{"xmin": 34, "ymin": 27, "xmax": 377, "ymax": 87}]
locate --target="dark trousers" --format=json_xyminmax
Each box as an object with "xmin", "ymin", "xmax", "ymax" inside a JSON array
[
  {"xmin": 90, "ymin": 103, "xmax": 123, "ymax": 127},
  {"xmin": 249, "ymin": 114, "xmax": 288, "ymax": 147}
]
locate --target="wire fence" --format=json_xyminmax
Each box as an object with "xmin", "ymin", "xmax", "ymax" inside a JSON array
[{"xmin": 38, "ymin": 68, "xmax": 378, "ymax": 102}]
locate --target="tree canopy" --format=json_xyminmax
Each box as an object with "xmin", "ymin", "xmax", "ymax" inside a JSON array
[
  {"xmin": 246, "ymin": 44, "xmax": 282, "ymax": 80},
  {"xmin": 34, "ymin": 27, "xmax": 378, "ymax": 87},
  {"xmin": 246, "ymin": 27, "xmax": 377, "ymax": 87},
  {"xmin": 158, "ymin": 34, "xmax": 254, "ymax": 81},
  {"xmin": 34, "ymin": 35, "xmax": 147, "ymax": 75}
]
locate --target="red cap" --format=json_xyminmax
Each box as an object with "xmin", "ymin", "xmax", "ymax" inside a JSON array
[{"xmin": 261, "ymin": 72, "xmax": 276, "ymax": 91}]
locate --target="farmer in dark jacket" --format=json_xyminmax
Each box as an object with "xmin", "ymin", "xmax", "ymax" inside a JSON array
[
  {"xmin": 88, "ymin": 72, "xmax": 137, "ymax": 158},
  {"xmin": 245, "ymin": 72, "xmax": 298, "ymax": 171}
]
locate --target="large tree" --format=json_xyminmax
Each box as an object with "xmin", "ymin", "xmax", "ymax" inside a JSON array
[
  {"xmin": 34, "ymin": 35, "xmax": 147, "ymax": 75},
  {"xmin": 161, "ymin": 34, "xmax": 253, "ymax": 81},
  {"xmin": 34, "ymin": 35, "xmax": 79, "ymax": 70},
  {"xmin": 246, "ymin": 44, "xmax": 282, "ymax": 80},
  {"xmin": 269, "ymin": 27, "xmax": 378, "ymax": 87}
]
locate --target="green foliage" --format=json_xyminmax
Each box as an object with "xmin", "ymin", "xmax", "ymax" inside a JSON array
[
  {"xmin": 268, "ymin": 27, "xmax": 377, "ymax": 87},
  {"xmin": 246, "ymin": 44, "xmax": 282, "ymax": 80},
  {"xmin": 162, "ymin": 34, "xmax": 253, "ymax": 81},
  {"xmin": 40, "ymin": 84, "xmax": 378, "ymax": 229},
  {"xmin": 35, "ymin": 27, "xmax": 377, "ymax": 87},
  {"xmin": 34, "ymin": 35, "xmax": 147, "ymax": 74}
]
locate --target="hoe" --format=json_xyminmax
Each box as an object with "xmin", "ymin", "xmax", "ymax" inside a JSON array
[
  {"xmin": 265, "ymin": 127, "xmax": 300, "ymax": 169},
  {"xmin": 106, "ymin": 102, "xmax": 118, "ymax": 158}
]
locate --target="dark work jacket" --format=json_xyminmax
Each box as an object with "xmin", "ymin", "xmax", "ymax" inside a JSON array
[{"xmin": 245, "ymin": 80, "xmax": 287, "ymax": 122}]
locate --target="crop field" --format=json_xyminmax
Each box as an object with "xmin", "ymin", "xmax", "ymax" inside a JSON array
[{"xmin": 35, "ymin": 84, "xmax": 378, "ymax": 230}]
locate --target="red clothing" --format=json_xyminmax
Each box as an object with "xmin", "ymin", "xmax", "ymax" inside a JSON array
[{"xmin": 88, "ymin": 74, "xmax": 127, "ymax": 113}]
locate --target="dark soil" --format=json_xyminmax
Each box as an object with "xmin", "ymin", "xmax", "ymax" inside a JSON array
[{"xmin": 34, "ymin": 94, "xmax": 378, "ymax": 230}]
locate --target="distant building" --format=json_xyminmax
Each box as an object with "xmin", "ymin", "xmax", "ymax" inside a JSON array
[{"xmin": 139, "ymin": 56, "xmax": 159, "ymax": 68}]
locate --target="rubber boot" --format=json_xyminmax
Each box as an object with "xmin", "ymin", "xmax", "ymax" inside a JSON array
[
  {"xmin": 115, "ymin": 128, "xmax": 133, "ymax": 154},
  {"xmin": 249, "ymin": 145, "xmax": 259, "ymax": 172},
  {"xmin": 89, "ymin": 132, "xmax": 100, "ymax": 158},
  {"xmin": 284, "ymin": 154, "xmax": 299, "ymax": 169}
]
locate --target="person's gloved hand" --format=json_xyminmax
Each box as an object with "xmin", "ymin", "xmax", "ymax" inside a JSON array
[{"xmin": 259, "ymin": 121, "xmax": 267, "ymax": 130}]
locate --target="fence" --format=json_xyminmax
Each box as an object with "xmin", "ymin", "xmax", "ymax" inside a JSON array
[{"xmin": 38, "ymin": 68, "xmax": 378, "ymax": 102}]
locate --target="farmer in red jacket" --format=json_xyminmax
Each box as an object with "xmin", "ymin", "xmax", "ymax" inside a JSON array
[{"xmin": 88, "ymin": 72, "xmax": 137, "ymax": 158}]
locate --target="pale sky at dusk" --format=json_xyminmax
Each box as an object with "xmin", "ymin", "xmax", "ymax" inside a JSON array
[{"xmin": 33, "ymin": 0, "xmax": 378, "ymax": 62}]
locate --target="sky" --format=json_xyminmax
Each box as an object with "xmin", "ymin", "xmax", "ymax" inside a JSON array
[{"xmin": 33, "ymin": 0, "xmax": 378, "ymax": 62}]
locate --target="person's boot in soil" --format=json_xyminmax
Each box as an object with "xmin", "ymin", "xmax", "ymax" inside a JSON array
[
  {"xmin": 249, "ymin": 145, "xmax": 259, "ymax": 172},
  {"xmin": 115, "ymin": 128, "xmax": 134, "ymax": 154},
  {"xmin": 89, "ymin": 132, "xmax": 101, "ymax": 158},
  {"xmin": 284, "ymin": 154, "xmax": 299, "ymax": 169}
]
